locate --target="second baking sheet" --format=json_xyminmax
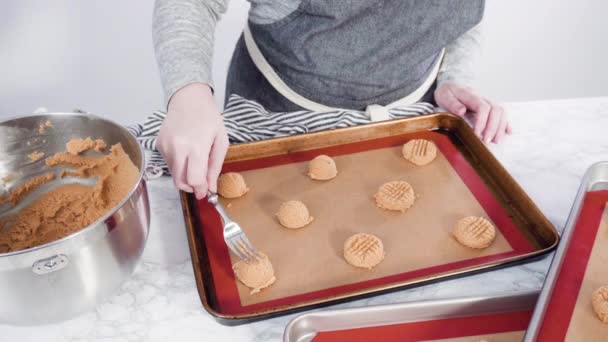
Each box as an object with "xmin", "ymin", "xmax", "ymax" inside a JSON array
[
  {"xmin": 535, "ymin": 190, "xmax": 608, "ymax": 340},
  {"xmin": 312, "ymin": 311, "xmax": 530, "ymax": 342},
  {"xmin": 284, "ymin": 290, "xmax": 538, "ymax": 342}
]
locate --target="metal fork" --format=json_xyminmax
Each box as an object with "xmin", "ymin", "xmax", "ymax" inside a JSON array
[{"xmin": 207, "ymin": 192, "xmax": 260, "ymax": 261}]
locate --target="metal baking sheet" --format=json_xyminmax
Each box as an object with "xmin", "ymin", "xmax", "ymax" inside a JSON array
[
  {"xmin": 181, "ymin": 113, "xmax": 558, "ymax": 324},
  {"xmin": 284, "ymin": 290, "xmax": 539, "ymax": 342},
  {"xmin": 525, "ymin": 161, "xmax": 608, "ymax": 341}
]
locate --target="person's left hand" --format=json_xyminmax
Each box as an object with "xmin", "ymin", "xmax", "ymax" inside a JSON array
[{"xmin": 434, "ymin": 81, "xmax": 512, "ymax": 144}]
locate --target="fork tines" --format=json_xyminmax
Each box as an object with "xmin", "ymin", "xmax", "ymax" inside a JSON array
[{"xmin": 231, "ymin": 236, "xmax": 260, "ymax": 262}]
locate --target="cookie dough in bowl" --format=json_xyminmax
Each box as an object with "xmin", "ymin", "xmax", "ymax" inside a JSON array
[
  {"xmin": 0, "ymin": 112, "xmax": 150, "ymax": 324},
  {"xmin": 0, "ymin": 142, "xmax": 139, "ymax": 253}
]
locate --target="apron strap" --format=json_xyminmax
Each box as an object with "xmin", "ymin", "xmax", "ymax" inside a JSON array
[{"xmin": 243, "ymin": 24, "xmax": 444, "ymax": 120}]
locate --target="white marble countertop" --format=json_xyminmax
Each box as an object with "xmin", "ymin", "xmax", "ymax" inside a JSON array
[{"xmin": 2, "ymin": 97, "xmax": 607, "ymax": 341}]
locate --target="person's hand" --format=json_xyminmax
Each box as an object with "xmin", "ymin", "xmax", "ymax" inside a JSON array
[
  {"xmin": 434, "ymin": 81, "xmax": 512, "ymax": 144},
  {"xmin": 157, "ymin": 83, "xmax": 229, "ymax": 199}
]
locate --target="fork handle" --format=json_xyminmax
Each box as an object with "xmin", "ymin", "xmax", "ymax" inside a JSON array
[{"xmin": 207, "ymin": 192, "xmax": 232, "ymax": 224}]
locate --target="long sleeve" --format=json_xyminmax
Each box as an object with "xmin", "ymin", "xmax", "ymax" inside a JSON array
[
  {"xmin": 152, "ymin": 0, "xmax": 229, "ymax": 106},
  {"xmin": 436, "ymin": 22, "xmax": 483, "ymax": 88}
]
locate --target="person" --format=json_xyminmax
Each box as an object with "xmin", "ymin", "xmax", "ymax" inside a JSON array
[{"xmin": 152, "ymin": 0, "xmax": 511, "ymax": 200}]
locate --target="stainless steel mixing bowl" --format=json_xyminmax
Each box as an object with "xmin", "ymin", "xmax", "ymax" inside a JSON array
[{"xmin": 0, "ymin": 112, "xmax": 150, "ymax": 324}]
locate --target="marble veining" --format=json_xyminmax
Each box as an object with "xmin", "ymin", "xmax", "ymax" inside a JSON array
[{"xmin": 1, "ymin": 97, "xmax": 607, "ymax": 341}]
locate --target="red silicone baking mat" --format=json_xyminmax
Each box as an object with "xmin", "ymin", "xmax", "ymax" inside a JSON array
[
  {"xmin": 535, "ymin": 190, "xmax": 608, "ymax": 341},
  {"xmin": 311, "ymin": 310, "xmax": 531, "ymax": 342},
  {"xmin": 194, "ymin": 130, "xmax": 535, "ymax": 315}
]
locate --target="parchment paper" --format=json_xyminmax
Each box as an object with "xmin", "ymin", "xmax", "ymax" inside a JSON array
[
  {"xmin": 220, "ymin": 145, "xmax": 514, "ymax": 306},
  {"xmin": 564, "ymin": 204, "xmax": 608, "ymax": 340},
  {"xmin": 425, "ymin": 331, "xmax": 525, "ymax": 341}
]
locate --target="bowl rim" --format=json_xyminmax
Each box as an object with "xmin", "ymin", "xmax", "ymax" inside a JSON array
[{"xmin": 0, "ymin": 111, "xmax": 147, "ymax": 258}]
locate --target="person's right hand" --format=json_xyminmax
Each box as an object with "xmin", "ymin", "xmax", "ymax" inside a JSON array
[{"xmin": 157, "ymin": 83, "xmax": 229, "ymax": 199}]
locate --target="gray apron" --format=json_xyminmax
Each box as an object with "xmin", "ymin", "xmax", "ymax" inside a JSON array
[{"xmin": 226, "ymin": 0, "xmax": 484, "ymax": 111}]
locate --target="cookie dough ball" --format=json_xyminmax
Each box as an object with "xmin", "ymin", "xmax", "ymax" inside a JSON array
[
  {"xmin": 453, "ymin": 216, "xmax": 496, "ymax": 249},
  {"xmin": 402, "ymin": 139, "xmax": 438, "ymax": 166},
  {"xmin": 276, "ymin": 200, "xmax": 314, "ymax": 229},
  {"xmin": 592, "ymin": 285, "xmax": 608, "ymax": 323},
  {"xmin": 217, "ymin": 172, "xmax": 249, "ymax": 198},
  {"xmin": 232, "ymin": 252, "xmax": 276, "ymax": 295},
  {"xmin": 343, "ymin": 233, "xmax": 385, "ymax": 269},
  {"xmin": 308, "ymin": 155, "xmax": 338, "ymax": 180},
  {"xmin": 374, "ymin": 181, "xmax": 416, "ymax": 212}
]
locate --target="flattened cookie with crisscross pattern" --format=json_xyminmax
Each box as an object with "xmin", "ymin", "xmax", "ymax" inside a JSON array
[
  {"xmin": 592, "ymin": 285, "xmax": 608, "ymax": 323},
  {"xmin": 374, "ymin": 181, "xmax": 416, "ymax": 212},
  {"xmin": 402, "ymin": 139, "xmax": 438, "ymax": 166},
  {"xmin": 453, "ymin": 216, "xmax": 496, "ymax": 249},
  {"xmin": 343, "ymin": 233, "xmax": 385, "ymax": 269}
]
